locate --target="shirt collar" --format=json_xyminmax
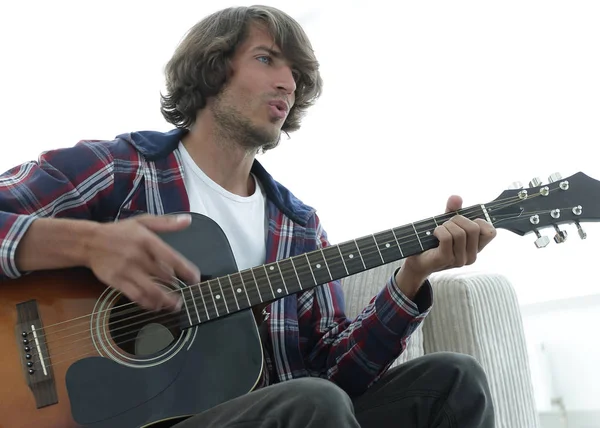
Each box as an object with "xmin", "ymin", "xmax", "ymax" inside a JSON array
[{"xmin": 116, "ymin": 128, "xmax": 315, "ymax": 226}]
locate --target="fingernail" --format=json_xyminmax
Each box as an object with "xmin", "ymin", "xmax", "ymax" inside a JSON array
[
  {"xmin": 174, "ymin": 298, "xmax": 183, "ymax": 311},
  {"xmin": 176, "ymin": 214, "xmax": 191, "ymax": 222}
]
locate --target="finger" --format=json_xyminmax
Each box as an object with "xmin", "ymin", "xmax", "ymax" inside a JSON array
[
  {"xmin": 135, "ymin": 213, "xmax": 193, "ymax": 232},
  {"xmin": 116, "ymin": 279, "xmax": 155, "ymax": 311},
  {"xmin": 433, "ymin": 224, "xmax": 454, "ymax": 264},
  {"xmin": 474, "ymin": 219, "xmax": 497, "ymax": 251},
  {"xmin": 145, "ymin": 235, "xmax": 201, "ymax": 285},
  {"xmin": 444, "ymin": 221, "xmax": 467, "ymax": 266},
  {"xmin": 129, "ymin": 268, "xmax": 181, "ymax": 311},
  {"xmin": 445, "ymin": 195, "xmax": 463, "ymax": 213},
  {"xmin": 452, "ymin": 216, "xmax": 481, "ymax": 264}
]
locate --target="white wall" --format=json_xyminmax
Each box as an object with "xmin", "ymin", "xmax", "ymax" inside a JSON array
[{"xmin": 521, "ymin": 294, "xmax": 600, "ymax": 412}]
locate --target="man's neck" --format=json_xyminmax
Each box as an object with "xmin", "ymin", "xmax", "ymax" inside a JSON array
[{"xmin": 181, "ymin": 122, "xmax": 257, "ymax": 197}]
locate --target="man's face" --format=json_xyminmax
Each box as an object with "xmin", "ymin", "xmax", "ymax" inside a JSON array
[{"xmin": 211, "ymin": 24, "xmax": 297, "ymax": 150}]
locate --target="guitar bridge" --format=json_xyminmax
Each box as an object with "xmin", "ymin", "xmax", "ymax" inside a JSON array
[{"xmin": 15, "ymin": 299, "xmax": 58, "ymax": 408}]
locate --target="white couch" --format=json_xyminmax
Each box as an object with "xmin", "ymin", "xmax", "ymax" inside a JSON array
[{"xmin": 342, "ymin": 262, "xmax": 540, "ymax": 428}]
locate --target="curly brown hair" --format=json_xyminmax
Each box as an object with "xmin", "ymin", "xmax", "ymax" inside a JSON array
[{"xmin": 160, "ymin": 5, "xmax": 323, "ymax": 140}]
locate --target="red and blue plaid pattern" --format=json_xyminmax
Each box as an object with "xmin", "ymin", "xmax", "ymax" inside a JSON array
[{"xmin": 0, "ymin": 128, "xmax": 431, "ymax": 397}]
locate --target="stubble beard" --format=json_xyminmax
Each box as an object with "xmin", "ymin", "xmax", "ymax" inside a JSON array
[{"xmin": 212, "ymin": 92, "xmax": 281, "ymax": 153}]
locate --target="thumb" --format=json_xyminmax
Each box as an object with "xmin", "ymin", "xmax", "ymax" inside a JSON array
[
  {"xmin": 134, "ymin": 213, "xmax": 193, "ymax": 232},
  {"xmin": 445, "ymin": 195, "xmax": 463, "ymax": 213}
]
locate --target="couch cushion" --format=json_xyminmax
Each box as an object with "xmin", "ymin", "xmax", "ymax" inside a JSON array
[
  {"xmin": 340, "ymin": 262, "xmax": 424, "ymax": 367},
  {"xmin": 424, "ymin": 272, "xmax": 540, "ymax": 428}
]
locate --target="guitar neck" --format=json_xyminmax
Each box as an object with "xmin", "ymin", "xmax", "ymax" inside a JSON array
[{"xmin": 178, "ymin": 204, "xmax": 490, "ymax": 328}]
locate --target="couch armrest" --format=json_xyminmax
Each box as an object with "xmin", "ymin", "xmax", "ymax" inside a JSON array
[{"xmin": 423, "ymin": 272, "xmax": 540, "ymax": 428}]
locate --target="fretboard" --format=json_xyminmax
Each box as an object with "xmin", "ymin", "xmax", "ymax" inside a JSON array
[{"xmin": 178, "ymin": 204, "xmax": 488, "ymax": 328}]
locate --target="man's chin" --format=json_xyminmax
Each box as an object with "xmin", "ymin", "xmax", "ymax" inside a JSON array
[{"xmin": 242, "ymin": 124, "xmax": 280, "ymax": 150}]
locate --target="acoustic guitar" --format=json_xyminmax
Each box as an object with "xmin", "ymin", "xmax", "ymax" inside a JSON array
[{"xmin": 0, "ymin": 171, "xmax": 597, "ymax": 427}]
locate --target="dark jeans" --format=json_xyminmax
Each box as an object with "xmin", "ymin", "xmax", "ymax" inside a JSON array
[{"xmin": 172, "ymin": 352, "xmax": 495, "ymax": 428}]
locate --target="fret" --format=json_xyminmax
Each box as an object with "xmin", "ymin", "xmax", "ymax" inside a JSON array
[
  {"xmin": 265, "ymin": 264, "xmax": 288, "ymax": 297},
  {"xmin": 371, "ymin": 234, "xmax": 385, "ymax": 263},
  {"xmin": 178, "ymin": 287, "xmax": 195, "ymax": 327},
  {"xmin": 413, "ymin": 219, "xmax": 441, "ymax": 253},
  {"xmin": 197, "ymin": 282, "xmax": 212, "ymax": 319},
  {"xmin": 290, "ymin": 256, "xmax": 312, "ymax": 290},
  {"xmin": 338, "ymin": 240, "xmax": 365, "ymax": 275},
  {"xmin": 276, "ymin": 258, "xmax": 302, "ymax": 293},
  {"xmin": 228, "ymin": 274, "xmax": 247, "ymax": 309},
  {"xmin": 323, "ymin": 245, "xmax": 348, "ymax": 279},
  {"xmin": 239, "ymin": 270, "xmax": 263, "ymax": 305},
  {"xmin": 353, "ymin": 239, "xmax": 367, "ymax": 270},
  {"xmin": 411, "ymin": 223, "xmax": 424, "ymax": 251},
  {"xmin": 216, "ymin": 277, "xmax": 231, "ymax": 313},
  {"xmin": 320, "ymin": 249, "xmax": 333, "ymax": 279},
  {"xmin": 305, "ymin": 250, "xmax": 332, "ymax": 285},
  {"xmin": 183, "ymin": 284, "xmax": 206, "ymax": 323},
  {"xmin": 205, "ymin": 280, "xmax": 220, "ymax": 317},
  {"xmin": 354, "ymin": 236, "xmax": 382, "ymax": 270},
  {"xmin": 373, "ymin": 230, "xmax": 403, "ymax": 264},
  {"xmin": 391, "ymin": 225, "xmax": 422, "ymax": 258},
  {"xmin": 332, "ymin": 245, "xmax": 350, "ymax": 278},
  {"xmin": 252, "ymin": 267, "xmax": 276, "ymax": 299},
  {"xmin": 304, "ymin": 254, "xmax": 318, "ymax": 285},
  {"xmin": 391, "ymin": 228, "xmax": 404, "ymax": 257}
]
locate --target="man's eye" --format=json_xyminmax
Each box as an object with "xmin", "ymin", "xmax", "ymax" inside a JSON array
[
  {"xmin": 292, "ymin": 70, "xmax": 301, "ymax": 83},
  {"xmin": 257, "ymin": 55, "xmax": 271, "ymax": 64}
]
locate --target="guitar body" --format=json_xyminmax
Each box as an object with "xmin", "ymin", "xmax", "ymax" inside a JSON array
[{"xmin": 0, "ymin": 213, "xmax": 264, "ymax": 428}]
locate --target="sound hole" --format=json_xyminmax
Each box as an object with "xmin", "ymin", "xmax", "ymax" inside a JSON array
[{"xmin": 108, "ymin": 296, "xmax": 182, "ymax": 357}]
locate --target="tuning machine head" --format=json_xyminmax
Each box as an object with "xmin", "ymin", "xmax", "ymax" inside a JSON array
[
  {"xmin": 575, "ymin": 222, "xmax": 587, "ymax": 239},
  {"xmin": 548, "ymin": 172, "xmax": 562, "ymax": 183},
  {"xmin": 529, "ymin": 177, "xmax": 542, "ymax": 187},
  {"xmin": 553, "ymin": 225, "xmax": 568, "ymax": 243},
  {"xmin": 533, "ymin": 230, "xmax": 550, "ymax": 248}
]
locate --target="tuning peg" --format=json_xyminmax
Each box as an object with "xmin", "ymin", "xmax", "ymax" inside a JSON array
[
  {"xmin": 529, "ymin": 177, "xmax": 542, "ymax": 187},
  {"xmin": 575, "ymin": 222, "xmax": 587, "ymax": 240},
  {"xmin": 553, "ymin": 225, "xmax": 568, "ymax": 243},
  {"xmin": 534, "ymin": 230, "xmax": 550, "ymax": 248},
  {"xmin": 508, "ymin": 181, "xmax": 523, "ymax": 190},
  {"xmin": 548, "ymin": 173, "xmax": 562, "ymax": 183}
]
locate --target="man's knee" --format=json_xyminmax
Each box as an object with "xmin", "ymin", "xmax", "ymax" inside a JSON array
[
  {"xmin": 278, "ymin": 377, "xmax": 353, "ymax": 411},
  {"xmin": 423, "ymin": 352, "xmax": 492, "ymax": 398}
]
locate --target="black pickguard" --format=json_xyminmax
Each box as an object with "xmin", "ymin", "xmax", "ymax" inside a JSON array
[{"xmin": 65, "ymin": 213, "xmax": 264, "ymax": 427}]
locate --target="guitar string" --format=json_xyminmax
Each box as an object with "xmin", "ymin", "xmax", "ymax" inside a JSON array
[
  {"xmin": 39, "ymin": 199, "xmax": 572, "ymax": 370},
  {"xmin": 27, "ymin": 191, "xmax": 565, "ymax": 363},
  {"xmin": 27, "ymin": 191, "xmax": 560, "ymax": 366},
  {"xmin": 25, "ymin": 190, "xmax": 557, "ymax": 363},
  {"xmin": 32, "ymin": 202, "xmax": 568, "ymax": 365},
  {"xmin": 26, "ymin": 198, "xmax": 507, "ymax": 344},
  {"xmin": 38, "ymin": 214, "xmax": 570, "ymax": 368},
  {"xmin": 29, "ymin": 192, "xmax": 524, "ymax": 337}
]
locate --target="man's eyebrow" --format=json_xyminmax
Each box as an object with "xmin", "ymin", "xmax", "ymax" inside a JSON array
[{"xmin": 251, "ymin": 45, "xmax": 283, "ymax": 59}]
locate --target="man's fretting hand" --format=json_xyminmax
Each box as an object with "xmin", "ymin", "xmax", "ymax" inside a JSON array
[{"xmin": 395, "ymin": 195, "xmax": 497, "ymax": 299}]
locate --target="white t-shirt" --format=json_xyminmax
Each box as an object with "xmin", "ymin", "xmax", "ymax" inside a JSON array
[{"xmin": 178, "ymin": 142, "xmax": 267, "ymax": 271}]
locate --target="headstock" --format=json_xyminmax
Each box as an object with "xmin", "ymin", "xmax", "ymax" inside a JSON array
[{"xmin": 486, "ymin": 172, "xmax": 600, "ymax": 248}]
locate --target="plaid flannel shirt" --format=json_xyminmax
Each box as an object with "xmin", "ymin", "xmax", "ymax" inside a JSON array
[{"xmin": 0, "ymin": 128, "xmax": 433, "ymax": 397}]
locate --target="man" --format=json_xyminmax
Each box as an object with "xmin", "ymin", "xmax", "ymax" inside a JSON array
[{"xmin": 0, "ymin": 5, "xmax": 497, "ymax": 428}]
